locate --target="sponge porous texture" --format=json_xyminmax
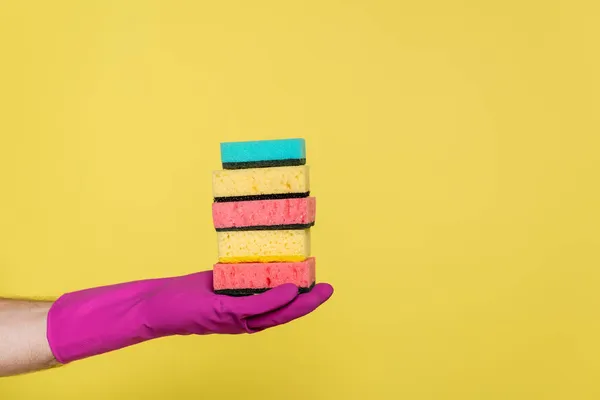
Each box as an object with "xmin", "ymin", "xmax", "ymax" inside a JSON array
[
  {"xmin": 216, "ymin": 229, "xmax": 310, "ymax": 263},
  {"xmin": 213, "ymin": 257, "xmax": 316, "ymax": 292},
  {"xmin": 212, "ymin": 197, "xmax": 316, "ymax": 231},
  {"xmin": 220, "ymin": 138, "xmax": 305, "ymax": 165},
  {"xmin": 212, "ymin": 165, "xmax": 309, "ymax": 200}
]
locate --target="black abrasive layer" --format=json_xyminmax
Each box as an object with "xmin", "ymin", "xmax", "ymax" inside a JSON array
[
  {"xmin": 215, "ymin": 282, "xmax": 315, "ymax": 297},
  {"xmin": 214, "ymin": 192, "xmax": 310, "ymax": 203},
  {"xmin": 215, "ymin": 222, "xmax": 314, "ymax": 232},
  {"xmin": 222, "ymin": 158, "xmax": 306, "ymax": 169}
]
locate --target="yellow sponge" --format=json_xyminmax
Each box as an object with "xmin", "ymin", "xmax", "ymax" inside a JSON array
[
  {"xmin": 216, "ymin": 229, "xmax": 310, "ymax": 263},
  {"xmin": 212, "ymin": 165, "xmax": 309, "ymax": 200}
]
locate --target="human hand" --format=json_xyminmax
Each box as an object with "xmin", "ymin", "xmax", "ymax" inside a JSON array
[{"xmin": 47, "ymin": 270, "xmax": 333, "ymax": 364}]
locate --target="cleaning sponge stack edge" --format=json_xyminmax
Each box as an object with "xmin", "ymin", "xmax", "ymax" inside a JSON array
[{"xmin": 211, "ymin": 138, "xmax": 316, "ymax": 296}]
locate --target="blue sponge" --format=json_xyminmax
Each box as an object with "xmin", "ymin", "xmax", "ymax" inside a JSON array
[{"xmin": 220, "ymin": 138, "xmax": 306, "ymax": 169}]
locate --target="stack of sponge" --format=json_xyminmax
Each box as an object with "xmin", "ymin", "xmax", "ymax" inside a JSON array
[{"xmin": 211, "ymin": 138, "xmax": 316, "ymax": 296}]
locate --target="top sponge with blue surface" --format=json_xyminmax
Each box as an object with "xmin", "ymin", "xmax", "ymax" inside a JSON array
[{"xmin": 220, "ymin": 138, "xmax": 306, "ymax": 169}]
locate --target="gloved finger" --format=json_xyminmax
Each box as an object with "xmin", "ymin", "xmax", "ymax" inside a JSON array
[
  {"xmin": 226, "ymin": 283, "xmax": 299, "ymax": 317},
  {"xmin": 245, "ymin": 283, "xmax": 333, "ymax": 332}
]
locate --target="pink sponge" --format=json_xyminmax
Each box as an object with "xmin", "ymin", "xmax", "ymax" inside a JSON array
[
  {"xmin": 213, "ymin": 257, "xmax": 316, "ymax": 295},
  {"xmin": 212, "ymin": 197, "xmax": 316, "ymax": 231}
]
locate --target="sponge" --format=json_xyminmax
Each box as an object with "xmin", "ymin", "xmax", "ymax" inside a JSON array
[
  {"xmin": 212, "ymin": 197, "xmax": 316, "ymax": 231},
  {"xmin": 216, "ymin": 229, "xmax": 310, "ymax": 263},
  {"xmin": 213, "ymin": 257, "xmax": 316, "ymax": 295},
  {"xmin": 211, "ymin": 138, "xmax": 319, "ymax": 296},
  {"xmin": 213, "ymin": 165, "xmax": 309, "ymax": 202},
  {"xmin": 220, "ymin": 138, "xmax": 305, "ymax": 169}
]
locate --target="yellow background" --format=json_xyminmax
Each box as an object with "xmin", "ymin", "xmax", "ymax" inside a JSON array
[{"xmin": 1, "ymin": 1, "xmax": 599, "ymax": 399}]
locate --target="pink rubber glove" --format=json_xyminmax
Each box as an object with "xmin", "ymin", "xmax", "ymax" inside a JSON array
[{"xmin": 46, "ymin": 270, "xmax": 333, "ymax": 364}]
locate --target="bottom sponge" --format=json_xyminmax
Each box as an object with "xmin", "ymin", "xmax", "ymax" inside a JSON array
[{"xmin": 213, "ymin": 257, "xmax": 316, "ymax": 296}]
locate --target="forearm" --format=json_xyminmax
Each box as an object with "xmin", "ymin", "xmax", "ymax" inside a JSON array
[{"xmin": 0, "ymin": 298, "xmax": 59, "ymax": 377}]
